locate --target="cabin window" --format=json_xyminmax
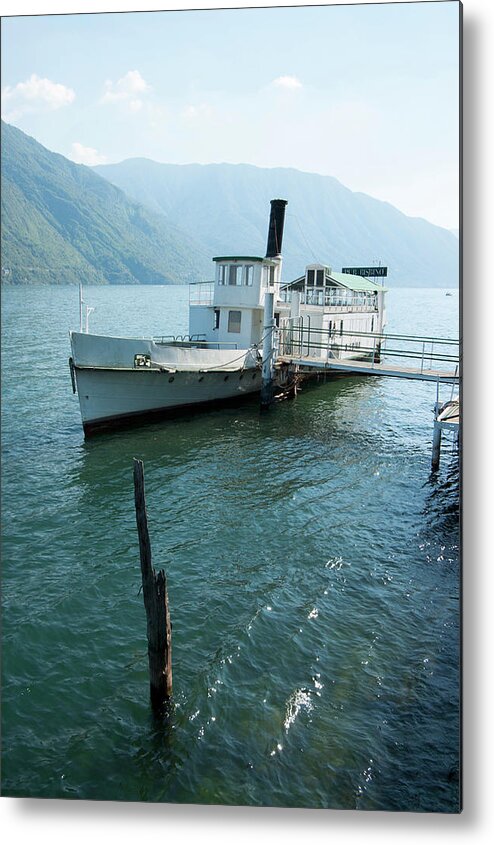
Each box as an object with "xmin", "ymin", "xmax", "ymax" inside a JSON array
[
  {"xmin": 269, "ymin": 265, "xmax": 275, "ymax": 285},
  {"xmin": 316, "ymin": 269, "xmax": 324, "ymax": 286},
  {"xmin": 214, "ymin": 309, "xmax": 220, "ymax": 330},
  {"xmin": 218, "ymin": 265, "xmax": 227, "ymax": 285},
  {"xmin": 307, "ymin": 269, "xmax": 315, "ymax": 285},
  {"xmin": 244, "ymin": 265, "xmax": 253, "ymax": 286},
  {"xmin": 274, "ymin": 313, "xmax": 280, "ymax": 327},
  {"xmin": 228, "ymin": 310, "xmax": 242, "ymax": 333},
  {"xmin": 340, "ymin": 321, "xmax": 344, "ymax": 336},
  {"xmin": 229, "ymin": 265, "xmax": 242, "ymax": 286}
]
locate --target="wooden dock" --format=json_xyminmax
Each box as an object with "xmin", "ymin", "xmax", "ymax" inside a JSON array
[
  {"xmin": 274, "ymin": 326, "xmax": 460, "ymax": 470},
  {"xmin": 436, "ymin": 397, "xmax": 460, "ymax": 426},
  {"xmin": 431, "ymin": 396, "xmax": 460, "ymax": 470}
]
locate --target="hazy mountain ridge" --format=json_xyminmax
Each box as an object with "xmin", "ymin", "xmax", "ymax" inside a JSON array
[
  {"xmin": 95, "ymin": 159, "xmax": 459, "ymax": 287},
  {"xmin": 1, "ymin": 121, "xmax": 211, "ymax": 286},
  {"xmin": 1, "ymin": 120, "xmax": 458, "ymax": 288}
]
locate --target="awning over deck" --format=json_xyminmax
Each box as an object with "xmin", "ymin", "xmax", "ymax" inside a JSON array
[{"xmin": 283, "ymin": 269, "xmax": 387, "ymax": 293}]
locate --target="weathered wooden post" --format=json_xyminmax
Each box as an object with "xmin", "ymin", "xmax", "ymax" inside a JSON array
[{"xmin": 133, "ymin": 458, "xmax": 172, "ymax": 712}]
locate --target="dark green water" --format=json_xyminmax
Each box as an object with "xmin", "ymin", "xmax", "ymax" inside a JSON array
[{"xmin": 1, "ymin": 285, "xmax": 460, "ymax": 810}]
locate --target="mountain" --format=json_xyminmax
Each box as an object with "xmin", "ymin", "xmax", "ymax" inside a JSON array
[
  {"xmin": 1, "ymin": 121, "xmax": 211, "ymax": 286},
  {"xmin": 95, "ymin": 159, "xmax": 459, "ymax": 287},
  {"xmin": 1, "ymin": 120, "xmax": 459, "ymax": 288}
]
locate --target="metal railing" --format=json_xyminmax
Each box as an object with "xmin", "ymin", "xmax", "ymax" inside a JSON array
[
  {"xmin": 278, "ymin": 324, "xmax": 460, "ymax": 373},
  {"xmin": 279, "ymin": 287, "xmax": 379, "ymax": 310},
  {"xmin": 152, "ymin": 334, "xmax": 239, "ymax": 350},
  {"xmin": 189, "ymin": 281, "xmax": 215, "ymax": 307},
  {"xmin": 153, "ymin": 333, "xmax": 206, "ymax": 344}
]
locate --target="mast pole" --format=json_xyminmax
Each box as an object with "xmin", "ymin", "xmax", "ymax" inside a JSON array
[{"xmin": 79, "ymin": 284, "xmax": 84, "ymax": 333}]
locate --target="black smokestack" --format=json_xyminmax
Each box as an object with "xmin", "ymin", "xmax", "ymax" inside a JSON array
[{"xmin": 265, "ymin": 199, "xmax": 288, "ymax": 258}]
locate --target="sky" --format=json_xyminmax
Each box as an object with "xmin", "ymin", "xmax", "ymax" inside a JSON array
[{"xmin": 1, "ymin": 1, "xmax": 460, "ymax": 230}]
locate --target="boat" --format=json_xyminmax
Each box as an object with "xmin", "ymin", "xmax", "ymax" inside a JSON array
[{"xmin": 69, "ymin": 199, "xmax": 387, "ymax": 435}]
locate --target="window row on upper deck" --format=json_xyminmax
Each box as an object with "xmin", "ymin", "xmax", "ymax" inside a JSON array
[
  {"xmin": 307, "ymin": 268, "xmax": 326, "ymax": 286},
  {"xmin": 218, "ymin": 264, "xmax": 254, "ymax": 286}
]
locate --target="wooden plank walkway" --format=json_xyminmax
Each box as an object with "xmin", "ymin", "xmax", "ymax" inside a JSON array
[
  {"xmin": 432, "ymin": 397, "xmax": 460, "ymax": 469},
  {"xmin": 278, "ymin": 355, "xmax": 459, "ymax": 384},
  {"xmin": 436, "ymin": 398, "xmax": 460, "ymax": 428}
]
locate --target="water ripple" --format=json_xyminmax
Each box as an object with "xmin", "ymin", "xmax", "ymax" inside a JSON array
[{"xmin": 1, "ymin": 286, "xmax": 460, "ymax": 810}]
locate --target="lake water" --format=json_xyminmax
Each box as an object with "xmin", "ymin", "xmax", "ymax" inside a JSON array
[{"xmin": 1, "ymin": 284, "xmax": 460, "ymax": 811}]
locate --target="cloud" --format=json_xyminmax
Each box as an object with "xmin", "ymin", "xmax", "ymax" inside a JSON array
[
  {"xmin": 128, "ymin": 99, "xmax": 143, "ymax": 113},
  {"xmin": 271, "ymin": 75, "xmax": 303, "ymax": 90},
  {"xmin": 100, "ymin": 70, "xmax": 149, "ymax": 112},
  {"xmin": 182, "ymin": 103, "xmax": 213, "ymax": 123},
  {"xmin": 1, "ymin": 74, "xmax": 75, "ymax": 121},
  {"xmin": 70, "ymin": 142, "xmax": 107, "ymax": 166}
]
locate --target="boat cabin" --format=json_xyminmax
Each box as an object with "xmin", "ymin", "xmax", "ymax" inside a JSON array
[
  {"xmin": 189, "ymin": 198, "xmax": 288, "ymax": 350},
  {"xmin": 188, "ymin": 199, "xmax": 387, "ymax": 362},
  {"xmin": 189, "ymin": 254, "xmax": 283, "ymax": 350},
  {"xmin": 283, "ymin": 264, "xmax": 382, "ymax": 309},
  {"xmin": 277, "ymin": 264, "xmax": 387, "ymax": 359}
]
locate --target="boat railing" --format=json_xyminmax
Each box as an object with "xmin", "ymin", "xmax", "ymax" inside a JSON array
[
  {"xmin": 189, "ymin": 281, "xmax": 215, "ymax": 307},
  {"xmin": 278, "ymin": 324, "xmax": 460, "ymax": 372},
  {"xmin": 153, "ymin": 334, "xmax": 239, "ymax": 350},
  {"xmin": 279, "ymin": 288, "xmax": 378, "ymax": 310}
]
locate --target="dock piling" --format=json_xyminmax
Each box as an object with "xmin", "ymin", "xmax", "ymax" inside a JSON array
[
  {"xmin": 133, "ymin": 458, "xmax": 172, "ymax": 712},
  {"xmin": 260, "ymin": 291, "xmax": 275, "ymax": 411},
  {"xmin": 431, "ymin": 416, "xmax": 442, "ymax": 472},
  {"xmin": 431, "ymin": 392, "xmax": 460, "ymax": 473}
]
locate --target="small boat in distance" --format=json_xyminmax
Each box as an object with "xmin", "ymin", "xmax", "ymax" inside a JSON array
[{"xmin": 69, "ymin": 200, "xmax": 387, "ymax": 436}]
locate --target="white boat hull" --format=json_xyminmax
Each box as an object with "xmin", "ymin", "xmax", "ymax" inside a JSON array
[
  {"xmin": 69, "ymin": 332, "xmax": 261, "ymax": 435},
  {"xmin": 73, "ymin": 366, "xmax": 261, "ymax": 434}
]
